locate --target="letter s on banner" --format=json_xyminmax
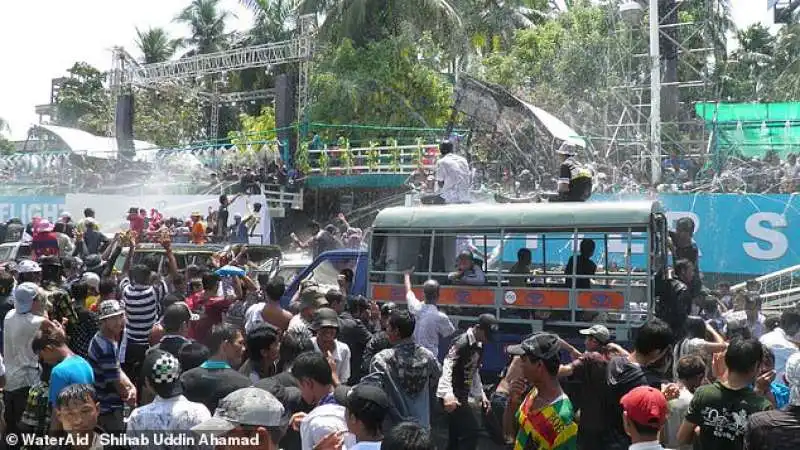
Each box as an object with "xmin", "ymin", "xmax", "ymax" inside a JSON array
[{"xmin": 743, "ymin": 212, "xmax": 788, "ymax": 260}]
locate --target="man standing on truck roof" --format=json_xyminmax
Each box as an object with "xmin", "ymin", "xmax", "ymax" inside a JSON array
[
  {"xmin": 555, "ymin": 144, "xmax": 593, "ymax": 202},
  {"xmin": 403, "ymin": 270, "xmax": 456, "ymax": 359},
  {"xmin": 422, "ymin": 140, "xmax": 471, "ymax": 205}
]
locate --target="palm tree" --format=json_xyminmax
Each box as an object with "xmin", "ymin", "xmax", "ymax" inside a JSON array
[
  {"xmin": 135, "ymin": 27, "xmax": 176, "ymax": 63},
  {"xmin": 239, "ymin": 0, "xmax": 294, "ymax": 45},
  {"xmin": 296, "ymin": 0, "xmax": 462, "ymax": 46},
  {"xmin": 175, "ymin": 0, "xmax": 233, "ymax": 55}
]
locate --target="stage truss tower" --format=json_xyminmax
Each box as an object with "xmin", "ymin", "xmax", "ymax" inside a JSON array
[
  {"xmin": 110, "ymin": 14, "xmax": 316, "ymax": 139},
  {"xmin": 603, "ymin": 0, "xmax": 727, "ymax": 180}
]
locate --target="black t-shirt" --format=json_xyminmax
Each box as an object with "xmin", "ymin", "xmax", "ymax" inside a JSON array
[
  {"xmin": 565, "ymin": 255, "xmax": 597, "ymax": 289},
  {"xmin": 571, "ymin": 354, "xmax": 647, "ymax": 449},
  {"xmin": 337, "ymin": 312, "xmax": 372, "ymax": 384},
  {"xmin": 254, "ymin": 374, "xmax": 311, "ymax": 450},
  {"xmin": 217, "ymin": 204, "xmax": 229, "ymax": 236},
  {"xmin": 686, "ymin": 381, "xmax": 772, "ymax": 450},
  {"xmin": 180, "ymin": 365, "xmax": 252, "ymax": 412},
  {"xmin": 313, "ymin": 231, "xmax": 341, "ymax": 258},
  {"xmin": 745, "ymin": 406, "xmax": 800, "ymax": 450},
  {"xmin": 152, "ymin": 335, "xmax": 192, "ymax": 359}
]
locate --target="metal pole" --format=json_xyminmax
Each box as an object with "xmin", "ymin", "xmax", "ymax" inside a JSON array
[{"xmin": 649, "ymin": 0, "xmax": 662, "ymax": 185}]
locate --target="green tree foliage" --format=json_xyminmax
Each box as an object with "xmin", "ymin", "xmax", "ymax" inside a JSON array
[
  {"xmin": 298, "ymin": 0, "xmax": 461, "ymax": 47},
  {"xmin": 136, "ymin": 27, "xmax": 177, "ymax": 63},
  {"xmin": 133, "ymin": 90, "xmax": 203, "ymax": 147},
  {"xmin": 309, "ymin": 36, "xmax": 453, "ymax": 131},
  {"xmin": 175, "ymin": 0, "xmax": 232, "ymax": 55},
  {"xmin": 719, "ymin": 23, "xmax": 800, "ymax": 102},
  {"xmin": 53, "ymin": 62, "xmax": 201, "ymax": 146},
  {"xmin": 53, "ymin": 62, "xmax": 111, "ymax": 136},
  {"xmin": 481, "ymin": 2, "xmax": 615, "ymax": 132},
  {"xmin": 227, "ymin": 106, "xmax": 277, "ymax": 145}
]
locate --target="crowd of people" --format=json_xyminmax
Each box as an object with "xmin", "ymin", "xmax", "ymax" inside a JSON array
[{"xmin": 0, "ymin": 200, "xmax": 795, "ymax": 450}]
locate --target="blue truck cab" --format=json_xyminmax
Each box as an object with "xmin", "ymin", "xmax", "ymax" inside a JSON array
[{"xmin": 281, "ymin": 249, "xmax": 370, "ymax": 307}]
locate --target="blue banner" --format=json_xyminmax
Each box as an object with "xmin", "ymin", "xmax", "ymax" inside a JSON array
[
  {"xmin": 0, "ymin": 197, "xmax": 65, "ymax": 224},
  {"xmin": 0, "ymin": 193, "xmax": 794, "ymax": 276},
  {"xmin": 472, "ymin": 194, "xmax": 800, "ymax": 276},
  {"xmin": 653, "ymin": 194, "xmax": 799, "ymax": 275}
]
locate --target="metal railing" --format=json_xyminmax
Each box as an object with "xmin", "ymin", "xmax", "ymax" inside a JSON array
[
  {"xmin": 732, "ymin": 263, "xmax": 800, "ymax": 313},
  {"xmin": 305, "ymin": 144, "xmax": 438, "ymax": 175}
]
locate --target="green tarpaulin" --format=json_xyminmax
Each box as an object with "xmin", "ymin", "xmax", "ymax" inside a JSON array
[{"xmin": 696, "ymin": 102, "xmax": 800, "ymax": 159}]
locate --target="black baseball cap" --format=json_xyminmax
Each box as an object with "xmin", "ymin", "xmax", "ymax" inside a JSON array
[
  {"xmin": 477, "ymin": 313, "xmax": 499, "ymax": 338},
  {"xmin": 337, "ymin": 384, "xmax": 390, "ymax": 415},
  {"xmin": 507, "ymin": 333, "xmax": 561, "ymax": 360}
]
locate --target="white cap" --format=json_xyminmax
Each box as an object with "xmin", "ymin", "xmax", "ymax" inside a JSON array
[
  {"xmin": 82, "ymin": 272, "xmax": 100, "ymax": 290},
  {"xmin": 17, "ymin": 260, "xmax": 41, "ymax": 274}
]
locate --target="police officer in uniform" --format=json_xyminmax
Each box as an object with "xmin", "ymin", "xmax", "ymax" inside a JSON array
[{"xmin": 556, "ymin": 144, "xmax": 593, "ymax": 202}]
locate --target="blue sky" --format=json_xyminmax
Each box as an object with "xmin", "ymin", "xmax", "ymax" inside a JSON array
[{"xmin": 0, "ymin": 0, "xmax": 776, "ymax": 140}]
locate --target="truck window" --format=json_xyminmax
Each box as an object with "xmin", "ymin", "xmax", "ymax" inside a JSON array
[
  {"xmin": 0, "ymin": 246, "xmax": 12, "ymax": 262},
  {"xmin": 370, "ymin": 231, "xmax": 433, "ymax": 284},
  {"xmin": 303, "ymin": 258, "xmax": 358, "ymax": 292},
  {"xmin": 17, "ymin": 245, "xmax": 32, "ymax": 260}
]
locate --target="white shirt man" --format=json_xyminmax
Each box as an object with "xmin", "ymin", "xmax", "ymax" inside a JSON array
[
  {"xmin": 760, "ymin": 314, "xmax": 800, "ymax": 381},
  {"xmin": 406, "ymin": 290, "xmax": 455, "ymax": 359},
  {"xmin": 435, "ymin": 149, "xmax": 471, "ymax": 204}
]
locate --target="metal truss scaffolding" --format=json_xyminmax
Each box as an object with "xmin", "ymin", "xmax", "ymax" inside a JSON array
[
  {"xmin": 110, "ymin": 15, "xmax": 316, "ymax": 139},
  {"xmin": 604, "ymin": 0, "xmax": 725, "ymax": 179}
]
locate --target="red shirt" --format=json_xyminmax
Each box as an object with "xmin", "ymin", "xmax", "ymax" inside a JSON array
[
  {"xmin": 32, "ymin": 232, "xmax": 59, "ymax": 259},
  {"xmin": 193, "ymin": 294, "xmax": 234, "ymax": 344},
  {"xmin": 129, "ymin": 214, "xmax": 145, "ymax": 235}
]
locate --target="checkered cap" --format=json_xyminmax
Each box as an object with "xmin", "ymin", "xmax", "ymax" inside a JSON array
[
  {"xmin": 143, "ymin": 349, "xmax": 183, "ymax": 397},
  {"xmin": 150, "ymin": 352, "xmax": 181, "ymax": 384}
]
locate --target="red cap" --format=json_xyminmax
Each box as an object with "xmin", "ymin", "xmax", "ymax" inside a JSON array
[{"xmin": 620, "ymin": 386, "xmax": 668, "ymax": 429}]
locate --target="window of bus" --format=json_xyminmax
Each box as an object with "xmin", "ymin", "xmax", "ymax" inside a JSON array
[{"xmin": 369, "ymin": 230, "xmax": 435, "ymax": 284}]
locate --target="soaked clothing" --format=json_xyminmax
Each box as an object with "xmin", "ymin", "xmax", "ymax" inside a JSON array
[
  {"xmin": 437, "ymin": 328, "xmax": 484, "ymax": 403},
  {"xmin": 655, "ymin": 278, "xmax": 692, "ymax": 336},
  {"xmin": 569, "ymin": 355, "xmax": 648, "ymax": 450},
  {"xmin": 337, "ymin": 312, "xmax": 372, "ymax": 384},
  {"xmin": 362, "ymin": 331, "xmax": 392, "ymax": 375},
  {"xmin": 42, "ymin": 283, "xmax": 78, "ymax": 333},
  {"xmin": 513, "ymin": 391, "xmax": 578, "ymax": 450},
  {"xmin": 685, "ymin": 381, "xmax": 772, "ymax": 450},
  {"xmin": 558, "ymin": 158, "xmax": 592, "ymax": 202},
  {"xmin": 745, "ymin": 406, "xmax": 800, "ymax": 450},
  {"xmin": 362, "ymin": 338, "xmax": 441, "ymax": 428}
]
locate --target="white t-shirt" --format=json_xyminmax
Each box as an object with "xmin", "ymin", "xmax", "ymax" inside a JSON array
[
  {"xmin": 435, "ymin": 153, "xmax": 471, "ymax": 203},
  {"xmin": 4, "ymin": 310, "xmax": 45, "ymax": 391},
  {"xmin": 760, "ymin": 327, "xmax": 798, "ymax": 380},
  {"xmin": 244, "ymin": 302, "xmax": 266, "ymax": 335},
  {"xmin": 312, "ymin": 338, "xmax": 351, "ymax": 384},
  {"xmin": 663, "ymin": 388, "xmax": 693, "ymax": 450},
  {"xmin": 300, "ymin": 403, "xmax": 357, "ymax": 450}
]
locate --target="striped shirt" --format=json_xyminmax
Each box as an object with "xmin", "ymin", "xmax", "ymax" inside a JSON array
[
  {"xmin": 87, "ymin": 333, "xmax": 122, "ymax": 413},
  {"xmin": 121, "ymin": 283, "xmax": 159, "ymax": 344},
  {"xmin": 514, "ymin": 392, "xmax": 577, "ymax": 450}
]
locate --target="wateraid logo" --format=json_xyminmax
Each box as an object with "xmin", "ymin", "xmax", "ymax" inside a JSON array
[
  {"xmin": 455, "ymin": 290, "xmax": 471, "ymax": 304},
  {"xmin": 590, "ymin": 293, "xmax": 611, "ymax": 307},
  {"xmin": 526, "ymin": 292, "xmax": 545, "ymax": 306}
]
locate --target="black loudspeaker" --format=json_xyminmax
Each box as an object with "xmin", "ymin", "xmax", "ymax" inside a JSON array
[
  {"xmin": 275, "ymin": 74, "xmax": 296, "ymax": 164},
  {"xmin": 115, "ymin": 94, "xmax": 135, "ymax": 158}
]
